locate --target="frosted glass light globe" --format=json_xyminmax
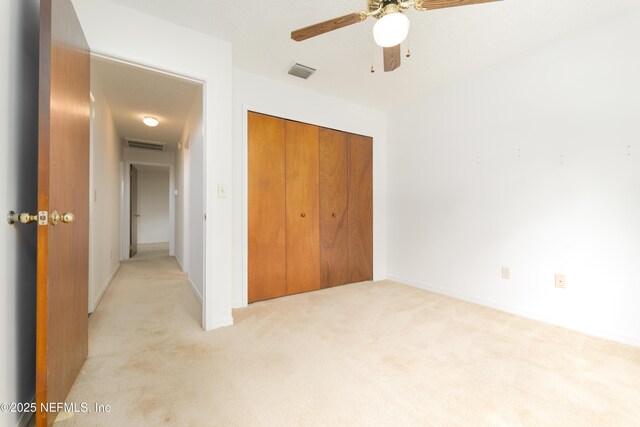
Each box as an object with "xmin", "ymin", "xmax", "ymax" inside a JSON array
[
  {"xmin": 143, "ymin": 116, "xmax": 159, "ymax": 127},
  {"xmin": 373, "ymin": 12, "xmax": 410, "ymax": 48}
]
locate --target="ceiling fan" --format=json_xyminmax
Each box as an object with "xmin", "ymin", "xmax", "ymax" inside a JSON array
[{"xmin": 291, "ymin": 0, "xmax": 502, "ymax": 72}]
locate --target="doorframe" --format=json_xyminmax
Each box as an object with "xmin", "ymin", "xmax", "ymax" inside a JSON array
[
  {"xmin": 122, "ymin": 162, "xmax": 175, "ymax": 260},
  {"xmin": 90, "ymin": 50, "xmax": 208, "ymax": 329}
]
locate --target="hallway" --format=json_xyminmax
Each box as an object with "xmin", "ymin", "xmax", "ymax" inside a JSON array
[{"xmin": 60, "ymin": 244, "xmax": 203, "ymax": 425}]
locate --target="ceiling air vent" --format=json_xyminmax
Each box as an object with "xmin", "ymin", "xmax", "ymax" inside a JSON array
[
  {"xmin": 288, "ymin": 63, "xmax": 316, "ymax": 80},
  {"xmin": 124, "ymin": 138, "xmax": 167, "ymax": 152}
]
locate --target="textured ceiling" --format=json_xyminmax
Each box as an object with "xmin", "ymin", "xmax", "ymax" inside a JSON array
[
  {"xmin": 92, "ymin": 56, "xmax": 200, "ymax": 149},
  {"xmin": 101, "ymin": 0, "xmax": 639, "ymax": 111}
]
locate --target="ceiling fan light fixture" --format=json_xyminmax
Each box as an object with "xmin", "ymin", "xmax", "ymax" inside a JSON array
[{"xmin": 373, "ymin": 12, "xmax": 410, "ymax": 48}]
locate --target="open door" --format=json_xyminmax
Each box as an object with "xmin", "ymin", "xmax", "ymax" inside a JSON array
[
  {"xmin": 36, "ymin": 0, "xmax": 90, "ymax": 425},
  {"xmin": 130, "ymin": 164, "xmax": 139, "ymax": 258}
]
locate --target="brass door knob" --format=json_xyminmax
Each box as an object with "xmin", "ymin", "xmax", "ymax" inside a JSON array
[
  {"xmin": 300, "ymin": 212, "xmax": 306, "ymax": 218},
  {"xmin": 7, "ymin": 211, "xmax": 37, "ymax": 225},
  {"xmin": 50, "ymin": 210, "xmax": 75, "ymax": 225}
]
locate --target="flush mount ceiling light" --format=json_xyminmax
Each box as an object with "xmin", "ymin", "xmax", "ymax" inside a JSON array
[
  {"xmin": 143, "ymin": 116, "xmax": 159, "ymax": 127},
  {"xmin": 291, "ymin": 0, "xmax": 502, "ymax": 72}
]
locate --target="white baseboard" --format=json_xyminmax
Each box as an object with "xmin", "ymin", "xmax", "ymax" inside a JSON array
[
  {"xmin": 90, "ymin": 263, "xmax": 121, "ymax": 313},
  {"xmin": 205, "ymin": 316, "xmax": 234, "ymax": 331},
  {"xmin": 175, "ymin": 255, "xmax": 185, "ymax": 273},
  {"xmin": 188, "ymin": 276, "xmax": 203, "ymax": 303},
  {"xmin": 17, "ymin": 394, "xmax": 35, "ymax": 427},
  {"xmin": 388, "ymin": 275, "xmax": 640, "ymax": 349}
]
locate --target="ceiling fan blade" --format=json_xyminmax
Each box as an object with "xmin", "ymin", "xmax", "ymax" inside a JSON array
[
  {"xmin": 383, "ymin": 45, "xmax": 401, "ymax": 72},
  {"xmin": 291, "ymin": 12, "xmax": 367, "ymax": 42},
  {"xmin": 415, "ymin": 0, "xmax": 502, "ymax": 11}
]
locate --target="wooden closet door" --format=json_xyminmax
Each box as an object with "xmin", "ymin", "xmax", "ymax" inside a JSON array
[
  {"xmin": 286, "ymin": 121, "xmax": 321, "ymax": 294},
  {"xmin": 248, "ymin": 112, "xmax": 287, "ymax": 302},
  {"xmin": 348, "ymin": 134, "xmax": 374, "ymax": 282},
  {"xmin": 319, "ymin": 128, "xmax": 349, "ymax": 288}
]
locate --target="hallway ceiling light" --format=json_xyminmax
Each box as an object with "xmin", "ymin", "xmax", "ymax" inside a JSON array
[{"xmin": 143, "ymin": 116, "xmax": 159, "ymax": 127}]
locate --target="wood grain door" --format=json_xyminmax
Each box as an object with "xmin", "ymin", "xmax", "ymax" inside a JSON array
[
  {"xmin": 248, "ymin": 112, "xmax": 287, "ymax": 302},
  {"xmin": 348, "ymin": 134, "xmax": 373, "ymax": 283},
  {"xmin": 130, "ymin": 164, "xmax": 139, "ymax": 258},
  {"xmin": 286, "ymin": 121, "xmax": 321, "ymax": 294},
  {"xmin": 37, "ymin": 0, "xmax": 90, "ymax": 425},
  {"xmin": 319, "ymin": 128, "xmax": 349, "ymax": 288}
]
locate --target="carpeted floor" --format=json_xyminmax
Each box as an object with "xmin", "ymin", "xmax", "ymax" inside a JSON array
[
  {"xmin": 58, "ymin": 250, "xmax": 640, "ymax": 426},
  {"xmin": 129, "ymin": 242, "xmax": 170, "ymax": 261}
]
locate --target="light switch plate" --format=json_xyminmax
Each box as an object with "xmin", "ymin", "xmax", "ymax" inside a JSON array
[
  {"xmin": 555, "ymin": 274, "xmax": 567, "ymax": 289},
  {"xmin": 501, "ymin": 267, "xmax": 511, "ymax": 280},
  {"xmin": 218, "ymin": 184, "xmax": 227, "ymax": 198}
]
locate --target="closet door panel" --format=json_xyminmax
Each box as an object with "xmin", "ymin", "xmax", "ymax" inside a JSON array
[
  {"xmin": 348, "ymin": 134, "xmax": 373, "ymax": 282},
  {"xmin": 248, "ymin": 112, "xmax": 287, "ymax": 302},
  {"xmin": 286, "ymin": 121, "xmax": 321, "ymax": 294},
  {"xmin": 319, "ymin": 128, "xmax": 349, "ymax": 288}
]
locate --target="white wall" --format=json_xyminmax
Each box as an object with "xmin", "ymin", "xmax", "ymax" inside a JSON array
[
  {"xmin": 387, "ymin": 10, "xmax": 640, "ymax": 347},
  {"xmin": 89, "ymin": 72, "xmax": 122, "ymax": 313},
  {"xmin": 125, "ymin": 146, "xmax": 176, "ymax": 165},
  {"xmin": 175, "ymin": 137, "xmax": 188, "ymax": 271},
  {"xmin": 176, "ymin": 90, "xmax": 205, "ymax": 300},
  {"xmin": 73, "ymin": 0, "xmax": 233, "ymax": 330},
  {"xmin": 232, "ymin": 69, "xmax": 388, "ymax": 308},
  {"xmin": 0, "ymin": 0, "xmax": 39, "ymax": 425},
  {"xmin": 136, "ymin": 169, "xmax": 170, "ymax": 244},
  {"xmin": 189, "ymin": 92, "xmax": 205, "ymax": 298}
]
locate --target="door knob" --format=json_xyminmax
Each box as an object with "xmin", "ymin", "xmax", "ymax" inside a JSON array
[
  {"xmin": 300, "ymin": 212, "xmax": 306, "ymax": 218},
  {"xmin": 7, "ymin": 211, "xmax": 37, "ymax": 225},
  {"xmin": 50, "ymin": 210, "xmax": 75, "ymax": 225},
  {"xmin": 332, "ymin": 212, "xmax": 336, "ymax": 217}
]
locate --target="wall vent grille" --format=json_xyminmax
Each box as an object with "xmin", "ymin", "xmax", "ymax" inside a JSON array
[
  {"xmin": 288, "ymin": 63, "xmax": 316, "ymax": 80},
  {"xmin": 124, "ymin": 138, "xmax": 167, "ymax": 152}
]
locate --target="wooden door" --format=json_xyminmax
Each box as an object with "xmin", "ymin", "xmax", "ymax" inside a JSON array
[
  {"xmin": 130, "ymin": 164, "xmax": 139, "ymax": 258},
  {"xmin": 348, "ymin": 134, "xmax": 373, "ymax": 283},
  {"xmin": 248, "ymin": 112, "xmax": 287, "ymax": 302},
  {"xmin": 286, "ymin": 121, "xmax": 321, "ymax": 294},
  {"xmin": 319, "ymin": 128, "xmax": 349, "ymax": 288},
  {"xmin": 37, "ymin": 0, "xmax": 90, "ymax": 425}
]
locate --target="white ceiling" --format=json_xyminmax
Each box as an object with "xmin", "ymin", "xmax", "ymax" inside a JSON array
[
  {"xmin": 101, "ymin": 0, "xmax": 639, "ymax": 111},
  {"xmin": 92, "ymin": 56, "xmax": 201, "ymax": 149}
]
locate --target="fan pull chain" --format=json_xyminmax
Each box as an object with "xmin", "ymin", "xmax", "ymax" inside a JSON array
[
  {"xmin": 371, "ymin": 38, "xmax": 376, "ymax": 73},
  {"xmin": 406, "ymin": 33, "xmax": 412, "ymax": 58}
]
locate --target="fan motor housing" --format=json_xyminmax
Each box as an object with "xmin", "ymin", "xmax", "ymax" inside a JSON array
[
  {"xmin": 368, "ymin": 0, "xmax": 383, "ymax": 15},
  {"xmin": 369, "ymin": 0, "xmax": 405, "ymax": 18}
]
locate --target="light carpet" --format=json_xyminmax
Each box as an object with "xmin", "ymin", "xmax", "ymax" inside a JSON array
[
  {"xmin": 128, "ymin": 242, "xmax": 170, "ymax": 261},
  {"xmin": 58, "ymin": 251, "xmax": 640, "ymax": 426}
]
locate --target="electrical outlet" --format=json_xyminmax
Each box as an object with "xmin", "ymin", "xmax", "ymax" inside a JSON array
[
  {"xmin": 218, "ymin": 184, "xmax": 227, "ymax": 198},
  {"xmin": 555, "ymin": 274, "xmax": 567, "ymax": 289},
  {"xmin": 501, "ymin": 267, "xmax": 511, "ymax": 280}
]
